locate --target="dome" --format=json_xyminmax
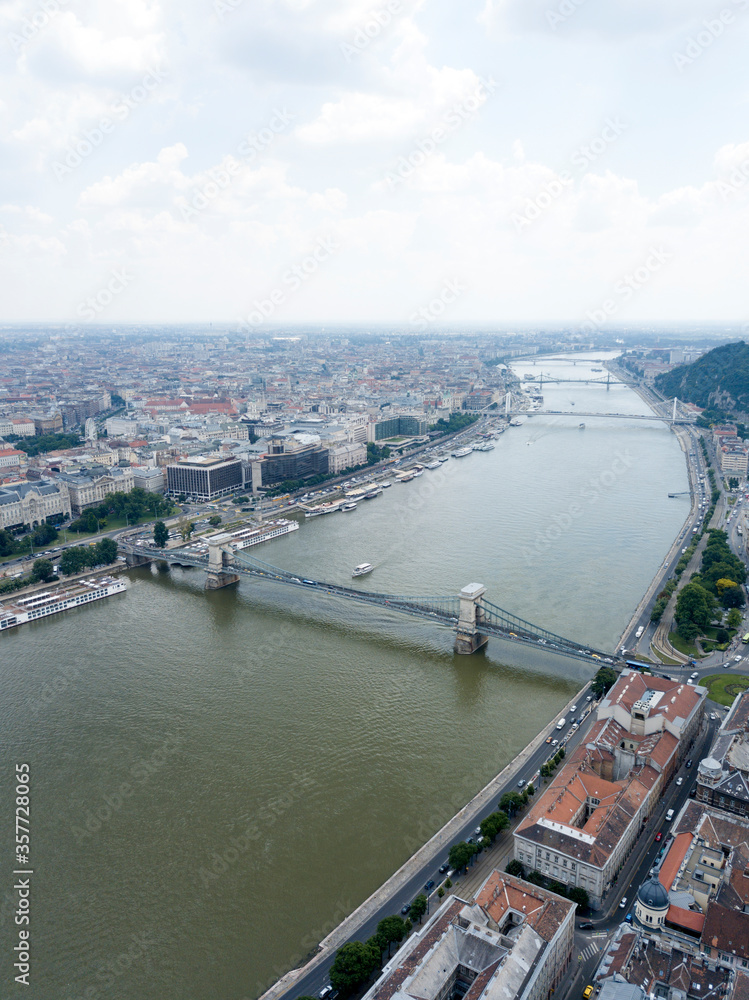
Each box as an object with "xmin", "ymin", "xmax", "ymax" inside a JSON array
[
  {"xmin": 698, "ymin": 757, "xmax": 723, "ymax": 780},
  {"xmin": 637, "ymin": 876, "xmax": 669, "ymax": 910}
]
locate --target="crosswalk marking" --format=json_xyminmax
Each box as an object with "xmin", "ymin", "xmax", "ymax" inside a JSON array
[{"xmin": 581, "ymin": 943, "xmax": 601, "ymax": 962}]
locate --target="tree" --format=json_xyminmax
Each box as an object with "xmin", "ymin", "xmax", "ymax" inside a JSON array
[
  {"xmin": 375, "ymin": 916, "xmax": 407, "ymax": 957},
  {"xmin": 526, "ymin": 783, "xmax": 535, "ymax": 796},
  {"xmin": 178, "ymin": 518, "xmax": 195, "ymax": 541},
  {"xmin": 675, "ymin": 582, "xmax": 716, "ymax": 630},
  {"xmin": 720, "ymin": 585, "xmax": 745, "ymax": 608},
  {"xmin": 96, "ymin": 538, "xmax": 118, "ymax": 564},
  {"xmin": 329, "ymin": 940, "xmax": 380, "ymax": 996},
  {"xmin": 591, "ymin": 666, "xmax": 618, "ymax": 698},
  {"xmin": 448, "ymin": 841, "xmax": 477, "ymax": 872},
  {"xmin": 154, "ymin": 521, "xmax": 169, "ymax": 548},
  {"xmin": 31, "ymin": 558, "xmax": 54, "ymax": 582},
  {"xmin": 716, "ymin": 628, "xmax": 730, "ymax": 644},
  {"xmin": 480, "ymin": 810, "xmax": 509, "ymax": 842},
  {"xmin": 208, "ymin": 515, "xmax": 222, "ymax": 526},
  {"xmin": 728, "ymin": 608, "xmax": 743, "ymax": 629},
  {"xmin": 526, "ymin": 870, "xmax": 545, "ymax": 886},
  {"xmin": 409, "ymin": 894, "xmax": 428, "ymax": 924},
  {"xmin": 568, "ymin": 886, "xmax": 590, "ymax": 909},
  {"xmin": 548, "ymin": 880, "xmax": 568, "ymax": 897},
  {"xmin": 437, "ymin": 887, "xmax": 445, "ymax": 899},
  {"xmin": 505, "ymin": 859, "xmax": 525, "ymax": 878}
]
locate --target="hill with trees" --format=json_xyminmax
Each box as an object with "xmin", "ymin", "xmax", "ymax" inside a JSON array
[{"xmin": 654, "ymin": 341, "xmax": 749, "ymax": 418}]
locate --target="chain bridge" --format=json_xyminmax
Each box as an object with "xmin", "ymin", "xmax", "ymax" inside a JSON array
[{"xmin": 119, "ymin": 536, "xmax": 613, "ymax": 663}]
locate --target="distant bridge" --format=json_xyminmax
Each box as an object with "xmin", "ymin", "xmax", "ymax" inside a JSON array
[
  {"xmin": 508, "ymin": 410, "xmax": 694, "ymax": 425},
  {"xmin": 119, "ymin": 537, "xmax": 614, "ymax": 663}
]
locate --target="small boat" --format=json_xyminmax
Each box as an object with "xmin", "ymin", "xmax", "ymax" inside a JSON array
[
  {"xmin": 579, "ymin": 422, "xmax": 586, "ymax": 429},
  {"xmin": 341, "ymin": 502, "xmax": 357, "ymax": 511},
  {"xmin": 380, "ymin": 481, "xmax": 392, "ymax": 488},
  {"xmin": 398, "ymin": 472, "xmax": 415, "ymax": 482},
  {"xmin": 411, "ymin": 468, "xmax": 423, "ymax": 477},
  {"xmin": 424, "ymin": 460, "xmax": 441, "ymax": 470},
  {"xmin": 364, "ymin": 487, "xmax": 382, "ymax": 499},
  {"xmin": 451, "ymin": 447, "xmax": 473, "ymax": 458},
  {"xmin": 352, "ymin": 562, "xmax": 374, "ymax": 577}
]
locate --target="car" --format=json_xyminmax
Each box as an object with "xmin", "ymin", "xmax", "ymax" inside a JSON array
[
  {"xmin": 578, "ymin": 921, "xmax": 594, "ymax": 930},
  {"xmin": 710, "ymin": 713, "xmax": 717, "ymax": 721},
  {"xmin": 735, "ymin": 656, "xmax": 743, "ymax": 662},
  {"xmin": 655, "ymin": 832, "xmax": 663, "ymax": 842},
  {"xmin": 676, "ymin": 777, "xmax": 683, "ymax": 786},
  {"xmin": 625, "ymin": 912, "xmax": 633, "ymax": 923},
  {"xmin": 583, "ymin": 986, "xmax": 594, "ymax": 999},
  {"xmin": 474, "ymin": 826, "xmax": 482, "ymax": 836},
  {"xmin": 517, "ymin": 779, "xmax": 526, "ymax": 788},
  {"xmin": 551, "ymin": 739, "xmax": 559, "ymax": 747},
  {"xmin": 439, "ymin": 862, "xmax": 450, "ymax": 874},
  {"xmin": 546, "ymin": 736, "xmax": 553, "ymax": 744},
  {"xmin": 586, "ymin": 695, "xmax": 593, "ymax": 702},
  {"xmin": 319, "ymin": 986, "xmax": 334, "ymax": 1000},
  {"xmin": 619, "ymin": 897, "xmax": 627, "ymax": 909},
  {"xmin": 401, "ymin": 903, "xmax": 411, "ymax": 915},
  {"xmin": 570, "ymin": 704, "xmax": 578, "ymax": 713},
  {"xmin": 424, "ymin": 879, "xmax": 435, "ymax": 892},
  {"xmin": 686, "ymin": 759, "xmax": 693, "ymax": 768}
]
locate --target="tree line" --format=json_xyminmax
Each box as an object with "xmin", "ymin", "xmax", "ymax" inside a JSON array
[{"xmin": 69, "ymin": 489, "xmax": 174, "ymax": 533}]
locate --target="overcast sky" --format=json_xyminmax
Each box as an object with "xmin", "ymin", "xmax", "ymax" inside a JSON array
[{"xmin": 1, "ymin": 0, "xmax": 748, "ymax": 328}]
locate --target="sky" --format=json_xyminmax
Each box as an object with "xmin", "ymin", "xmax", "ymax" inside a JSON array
[{"xmin": 1, "ymin": 0, "xmax": 749, "ymax": 328}]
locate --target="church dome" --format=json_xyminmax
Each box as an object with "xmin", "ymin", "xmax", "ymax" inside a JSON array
[{"xmin": 637, "ymin": 876, "xmax": 669, "ymax": 910}]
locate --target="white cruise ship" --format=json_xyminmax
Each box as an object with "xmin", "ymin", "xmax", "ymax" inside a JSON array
[{"xmin": 0, "ymin": 576, "xmax": 127, "ymax": 632}]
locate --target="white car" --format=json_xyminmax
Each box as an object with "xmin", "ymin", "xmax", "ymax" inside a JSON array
[
  {"xmin": 735, "ymin": 656, "xmax": 742, "ymax": 663},
  {"xmin": 619, "ymin": 897, "xmax": 627, "ymax": 909}
]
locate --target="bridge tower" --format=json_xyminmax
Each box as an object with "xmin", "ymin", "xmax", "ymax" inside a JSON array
[
  {"xmin": 206, "ymin": 534, "xmax": 240, "ymax": 590},
  {"xmin": 454, "ymin": 583, "xmax": 489, "ymax": 654}
]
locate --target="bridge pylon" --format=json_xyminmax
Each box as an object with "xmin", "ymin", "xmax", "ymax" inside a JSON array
[
  {"xmin": 454, "ymin": 583, "xmax": 489, "ymax": 654},
  {"xmin": 205, "ymin": 534, "xmax": 240, "ymax": 590}
]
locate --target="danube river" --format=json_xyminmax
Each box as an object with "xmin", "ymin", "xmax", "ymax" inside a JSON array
[{"xmin": 0, "ymin": 354, "xmax": 690, "ymax": 1000}]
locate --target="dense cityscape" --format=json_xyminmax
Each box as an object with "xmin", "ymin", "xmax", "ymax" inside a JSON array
[{"xmin": 2, "ymin": 326, "xmax": 749, "ymax": 1000}]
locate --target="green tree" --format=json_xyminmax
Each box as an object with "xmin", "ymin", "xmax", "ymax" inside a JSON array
[
  {"xmin": 31, "ymin": 558, "xmax": 54, "ymax": 582},
  {"xmin": 568, "ymin": 886, "xmax": 590, "ymax": 909},
  {"xmin": 409, "ymin": 894, "xmax": 428, "ymax": 924},
  {"xmin": 375, "ymin": 916, "xmax": 408, "ymax": 957},
  {"xmin": 727, "ymin": 608, "xmax": 743, "ymax": 629},
  {"xmin": 591, "ymin": 666, "xmax": 618, "ymax": 698},
  {"xmin": 329, "ymin": 940, "xmax": 380, "ymax": 996},
  {"xmin": 716, "ymin": 628, "xmax": 730, "ymax": 644},
  {"xmin": 526, "ymin": 870, "xmax": 545, "ymax": 886},
  {"xmin": 208, "ymin": 515, "xmax": 222, "ymax": 526},
  {"xmin": 526, "ymin": 783, "xmax": 535, "ymax": 796},
  {"xmin": 437, "ymin": 887, "xmax": 445, "ymax": 899},
  {"xmin": 96, "ymin": 538, "xmax": 118, "ymax": 564},
  {"xmin": 480, "ymin": 810, "xmax": 509, "ymax": 842},
  {"xmin": 178, "ymin": 518, "xmax": 195, "ymax": 541},
  {"xmin": 448, "ymin": 841, "xmax": 478, "ymax": 872},
  {"xmin": 548, "ymin": 880, "xmax": 568, "ymax": 897},
  {"xmin": 444, "ymin": 878, "xmax": 452, "ymax": 889},
  {"xmin": 505, "ymin": 859, "xmax": 525, "ymax": 878},
  {"xmin": 154, "ymin": 521, "xmax": 169, "ymax": 547}
]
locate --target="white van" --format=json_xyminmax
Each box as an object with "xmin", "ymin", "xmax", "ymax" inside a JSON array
[{"xmin": 665, "ymin": 809, "xmax": 674, "ymax": 822}]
